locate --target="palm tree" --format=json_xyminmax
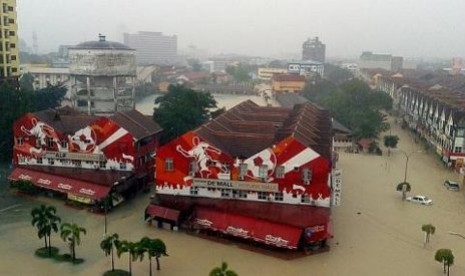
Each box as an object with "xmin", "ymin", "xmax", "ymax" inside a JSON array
[
  {"xmin": 435, "ymin": 249, "xmax": 454, "ymax": 276},
  {"xmin": 31, "ymin": 204, "xmax": 61, "ymax": 256},
  {"xmin": 60, "ymin": 222, "xmax": 87, "ymax": 261},
  {"xmin": 210, "ymin": 262, "xmax": 238, "ymax": 276},
  {"xmin": 421, "ymin": 224, "xmax": 436, "ymax": 247},
  {"xmin": 100, "ymin": 233, "xmax": 119, "ymax": 272},
  {"xmin": 139, "ymin": 237, "xmax": 168, "ymax": 275},
  {"xmin": 115, "ymin": 240, "xmax": 142, "ymax": 276},
  {"xmin": 396, "ymin": 182, "xmax": 411, "ymax": 200}
]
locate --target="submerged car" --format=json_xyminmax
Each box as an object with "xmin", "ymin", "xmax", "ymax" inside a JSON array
[
  {"xmin": 444, "ymin": 180, "xmax": 460, "ymax": 191},
  {"xmin": 406, "ymin": 195, "xmax": 433, "ymax": 205}
]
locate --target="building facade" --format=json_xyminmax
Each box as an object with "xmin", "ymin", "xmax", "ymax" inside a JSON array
[
  {"xmin": 257, "ymin": 67, "xmax": 288, "ymax": 81},
  {"xmin": 21, "ymin": 66, "xmax": 69, "ymax": 90},
  {"xmin": 271, "ymin": 73, "xmax": 306, "ymax": 93},
  {"xmin": 9, "ymin": 107, "xmax": 161, "ymax": 206},
  {"xmin": 288, "ymin": 60, "xmax": 324, "ymax": 77},
  {"xmin": 148, "ymin": 100, "xmax": 335, "ymax": 251},
  {"xmin": 302, "ymin": 37, "xmax": 325, "ymax": 63},
  {"xmin": 358, "ymin": 51, "xmax": 403, "ymax": 72},
  {"xmin": 123, "ymin": 31, "xmax": 177, "ymax": 65},
  {"xmin": 69, "ymin": 35, "xmax": 137, "ymax": 116},
  {"xmin": 0, "ymin": 0, "xmax": 19, "ymax": 81}
]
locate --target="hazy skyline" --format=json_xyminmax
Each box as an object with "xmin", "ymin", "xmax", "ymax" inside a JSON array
[{"xmin": 18, "ymin": 0, "xmax": 465, "ymax": 59}]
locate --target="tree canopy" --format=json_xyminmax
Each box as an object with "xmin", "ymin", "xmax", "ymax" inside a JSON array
[
  {"xmin": 0, "ymin": 83, "xmax": 66, "ymax": 161},
  {"xmin": 303, "ymin": 79, "xmax": 392, "ymax": 140},
  {"xmin": 153, "ymin": 84, "xmax": 218, "ymax": 143},
  {"xmin": 226, "ymin": 64, "xmax": 252, "ymax": 83}
]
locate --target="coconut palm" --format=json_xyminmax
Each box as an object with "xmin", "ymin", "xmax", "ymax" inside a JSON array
[
  {"xmin": 139, "ymin": 237, "xmax": 168, "ymax": 275},
  {"xmin": 210, "ymin": 262, "xmax": 238, "ymax": 276},
  {"xmin": 100, "ymin": 233, "xmax": 119, "ymax": 272},
  {"xmin": 435, "ymin": 248, "xmax": 454, "ymax": 276},
  {"xmin": 421, "ymin": 224, "xmax": 436, "ymax": 247},
  {"xmin": 396, "ymin": 182, "xmax": 411, "ymax": 200},
  {"xmin": 115, "ymin": 240, "xmax": 143, "ymax": 276},
  {"xmin": 31, "ymin": 204, "xmax": 61, "ymax": 256},
  {"xmin": 60, "ymin": 222, "xmax": 87, "ymax": 261}
]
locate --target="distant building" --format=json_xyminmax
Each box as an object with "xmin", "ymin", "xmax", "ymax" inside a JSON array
[
  {"xmin": 52, "ymin": 45, "xmax": 73, "ymax": 68},
  {"xmin": 288, "ymin": 60, "xmax": 324, "ymax": 77},
  {"xmin": 358, "ymin": 51, "xmax": 403, "ymax": 71},
  {"xmin": 272, "ymin": 74, "xmax": 306, "ymax": 93},
  {"xmin": 0, "ymin": 0, "xmax": 19, "ymax": 81},
  {"xmin": 302, "ymin": 37, "xmax": 325, "ymax": 63},
  {"xmin": 202, "ymin": 60, "xmax": 227, "ymax": 73},
  {"xmin": 257, "ymin": 67, "xmax": 288, "ymax": 81},
  {"xmin": 69, "ymin": 35, "xmax": 137, "ymax": 116},
  {"xmin": 123, "ymin": 31, "xmax": 177, "ymax": 65},
  {"xmin": 22, "ymin": 67, "xmax": 69, "ymax": 90}
]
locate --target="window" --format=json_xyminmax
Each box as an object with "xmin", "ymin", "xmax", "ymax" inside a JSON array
[
  {"xmin": 165, "ymin": 158, "xmax": 174, "ymax": 171},
  {"xmin": 46, "ymin": 138, "xmax": 54, "ymax": 148},
  {"xmin": 258, "ymin": 165, "xmax": 268, "ymax": 181},
  {"xmin": 37, "ymin": 158, "xmax": 43, "ymax": 164},
  {"xmin": 258, "ymin": 191, "xmax": 268, "ymax": 200},
  {"xmin": 120, "ymin": 163, "xmax": 127, "ymax": 170},
  {"xmin": 9, "ymin": 31, "xmax": 14, "ymax": 36},
  {"xmin": 48, "ymin": 158, "xmax": 55, "ymax": 165},
  {"xmin": 19, "ymin": 156, "xmax": 25, "ymax": 163},
  {"xmin": 457, "ymin": 129, "xmax": 465, "ymax": 137},
  {"xmin": 232, "ymin": 190, "xmax": 247, "ymax": 199},
  {"xmin": 35, "ymin": 136, "xmax": 41, "ymax": 148},
  {"xmin": 10, "ymin": 55, "xmax": 16, "ymax": 61},
  {"xmin": 190, "ymin": 186, "xmax": 199, "ymax": 195},
  {"xmin": 73, "ymin": 160, "xmax": 81, "ymax": 167},
  {"xmin": 10, "ymin": 43, "xmax": 15, "ymax": 48},
  {"xmin": 239, "ymin": 163, "xmax": 247, "ymax": 179},
  {"xmin": 99, "ymin": 161, "xmax": 106, "ymax": 168},
  {"xmin": 221, "ymin": 189, "xmax": 231, "ymax": 197},
  {"xmin": 301, "ymin": 194, "xmax": 311, "ymax": 203},
  {"xmin": 16, "ymin": 137, "xmax": 23, "ymax": 145},
  {"xmin": 275, "ymin": 166, "xmax": 285, "ymax": 179},
  {"xmin": 274, "ymin": 192, "xmax": 283, "ymax": 201},
  {"xmin": 454, "ymin": 147, "xmax": 462, "ymax": 153},
  {"xmin": 60, "ymin": 140, "xmax": 67, "ymax": 149},
  {"xmin": 7, "ymin": 6, "xmax": 13, "ymax": 12},
  {"xmin": 302, "ymin": 168, "xmax": 312, "ymax": 185},
  {"xmin": 189, "ymin": 160, "xmax": 197, "ymax": 176}
]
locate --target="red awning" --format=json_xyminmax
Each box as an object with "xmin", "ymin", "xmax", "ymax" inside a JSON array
[
  {"xmin": 8, "ymin": 167, "xmax": 110, "ymax": 200},
  {"xmin": 193, "ymin": 207, "xmax": 302, "ymax": 249},
  {"xmin": 146, "ymin": 204, "xmax": 180, "ymax": 222}
]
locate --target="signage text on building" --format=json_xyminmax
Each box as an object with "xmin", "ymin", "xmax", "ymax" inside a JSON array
[{"xmin": 192, "ymin": 178, "xmax": 279, "ymax": 193}]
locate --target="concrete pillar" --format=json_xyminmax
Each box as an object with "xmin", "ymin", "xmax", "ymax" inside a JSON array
[
  {"xmin": 86, "ymin": 76, "xmax": 91, "ymax": 115},
  {"xmin": 113, "ymin": 76, "xmax": 118, "ymax": 112},
  {"xmin": 131, "ymin": 76, "xmax": 136, "ymax": 109}
]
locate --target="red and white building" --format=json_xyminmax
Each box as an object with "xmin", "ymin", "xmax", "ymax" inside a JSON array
[
  {"xmin": 9, "ymin": 107, "xmax": 161, "ymax": 206},
  {"xmin": 147, "ymin": 100, "xmax": 336, "ymax": 251}
]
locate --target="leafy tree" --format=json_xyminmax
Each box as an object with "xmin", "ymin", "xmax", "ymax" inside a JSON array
[
  {"xmin": 60, "ymin": 222, "xmax": 87, "ymax": 261},
  {"xmin": 384, "ymin": 135, "xmax": 399, "ymax": 156},
  {"xmin": 210, "ymin": 262, "xmax": 238, "ymax": 276},
  {"xmin": 139, "ymin": 237, "xmax": 168, "ymax": 275},
  {"xmin": 435, "ymin": 249, "xmax": 454, "ymax": 276},
  {"xmin": 421, "ymin": 224, "xmax": 436, "ymax": 247},
  {"xmin": 33, "ymin": 85, "xmax": 67, "ymax": 111},
  {"xmin": 19, "ymin": 73, "xmax": 34, "ymax": 91},
  {"xmin": 31, "ymin": 204, "xmax": 61, "ymax": 256},
  {"xmin": 116, "ymin": 240, "xmax": 143, "ymax": 275},
  {"xmin": 226, "ymin": 65, "xmax": 251, "ymax": 83},
  {"xmin": 323, "ymin": 63, "xmax": 353, "ymax": 85},
  {"xmin": 100, "ymin": 233, "xmax": 120, "ymax": 272},
  {"xmin": 153, "ymin": 84, "xmax": 217, "ymax": 143},
  {"xmin": 396, "ymin": 182, "xmax": 411, "ymax": 200},
  {"xmin": 188, "ymin": 58, "xmax": 203, "ymax": 71}
]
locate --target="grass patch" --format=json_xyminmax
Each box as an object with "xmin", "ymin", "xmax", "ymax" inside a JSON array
[
  {"xmin": 35, "ymin": 247, "xmax": 59, "ymax": 258},
  {"xmin": 102, "ymin": 269, "xmax": 131, "ymax": 276},
  {"xmin": 35, "ymin": 248, "xmax": 84, "ymax": 265}
]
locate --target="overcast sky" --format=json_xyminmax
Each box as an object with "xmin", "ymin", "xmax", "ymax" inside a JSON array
[{"xmin": 17, "ymin": 0, "xmax": 465, "ymax": 59}]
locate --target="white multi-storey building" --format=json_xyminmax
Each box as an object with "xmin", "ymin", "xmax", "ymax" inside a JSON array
[{"xmin": 123, "ymin": 31, "xmax": 177, "ymax": 65}]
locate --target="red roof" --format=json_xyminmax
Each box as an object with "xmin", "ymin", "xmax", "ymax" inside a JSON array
[
  {"xmin": 272, "ymin": 74, "xmax": 306, "ymax": 82},
  {"xmin": 194, "ymin": 206, "xmax": 302, "ymax": 249},
  {"xmin": 8, "ymin": 167, "xmax": 110, "ymax": 200},
  {"xmin": 146, "ymin": 204, "xmax": 180, "ymax": 222}
]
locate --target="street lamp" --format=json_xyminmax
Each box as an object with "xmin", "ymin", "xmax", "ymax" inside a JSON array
[{"xmin": 399, "ymin": 150, "xmax": 422, "ymax": 183}]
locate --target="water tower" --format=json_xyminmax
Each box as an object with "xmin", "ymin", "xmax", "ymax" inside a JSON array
[{"xmin": 69, "ymin": 34, "xmax": 136, "ymax": 116}]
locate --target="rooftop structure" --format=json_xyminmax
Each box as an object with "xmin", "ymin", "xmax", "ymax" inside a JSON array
[{"xmin": 302, "ymin": 37, "xmax": 326, "ymax": 63}]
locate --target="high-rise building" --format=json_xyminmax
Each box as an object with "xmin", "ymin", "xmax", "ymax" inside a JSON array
[
  {"xmin": 123, "ymin": 31, "xmax": 177, "ymax": 65},
  {"xmin": 0, "ymin": 0, "xmax": 19, "ymax": 80},
  {"xmin": 358, "ymin": 51, "xmax": 403, "ymax": 72},
  {"xmin": 302, "ymin": 37, "xmax": 325, "ymax": 63}
]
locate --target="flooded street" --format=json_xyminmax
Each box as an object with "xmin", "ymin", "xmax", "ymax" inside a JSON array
[
  {"xmin": 2, "ymin": 113, "xmax": 465, "ymax": 275},
  {"xmin": 135, "ymin": 93, "xmax": 272, "ymax": 115}
]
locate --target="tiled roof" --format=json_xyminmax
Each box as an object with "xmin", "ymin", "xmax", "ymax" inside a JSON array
[
  {"xmin": 111, "ymin": 109, "xmax": 162, "ymax": 140},
  {"xmin": 34, "ymin": 107, "xmax": 97, "ymax": 135},
  {"xmin": 272, "ymin": 74, "xmax": 306, "ymax": 82},
  {"xmin": 195, "ymin": 100, "xmax": 332, "ymax": 160}
]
